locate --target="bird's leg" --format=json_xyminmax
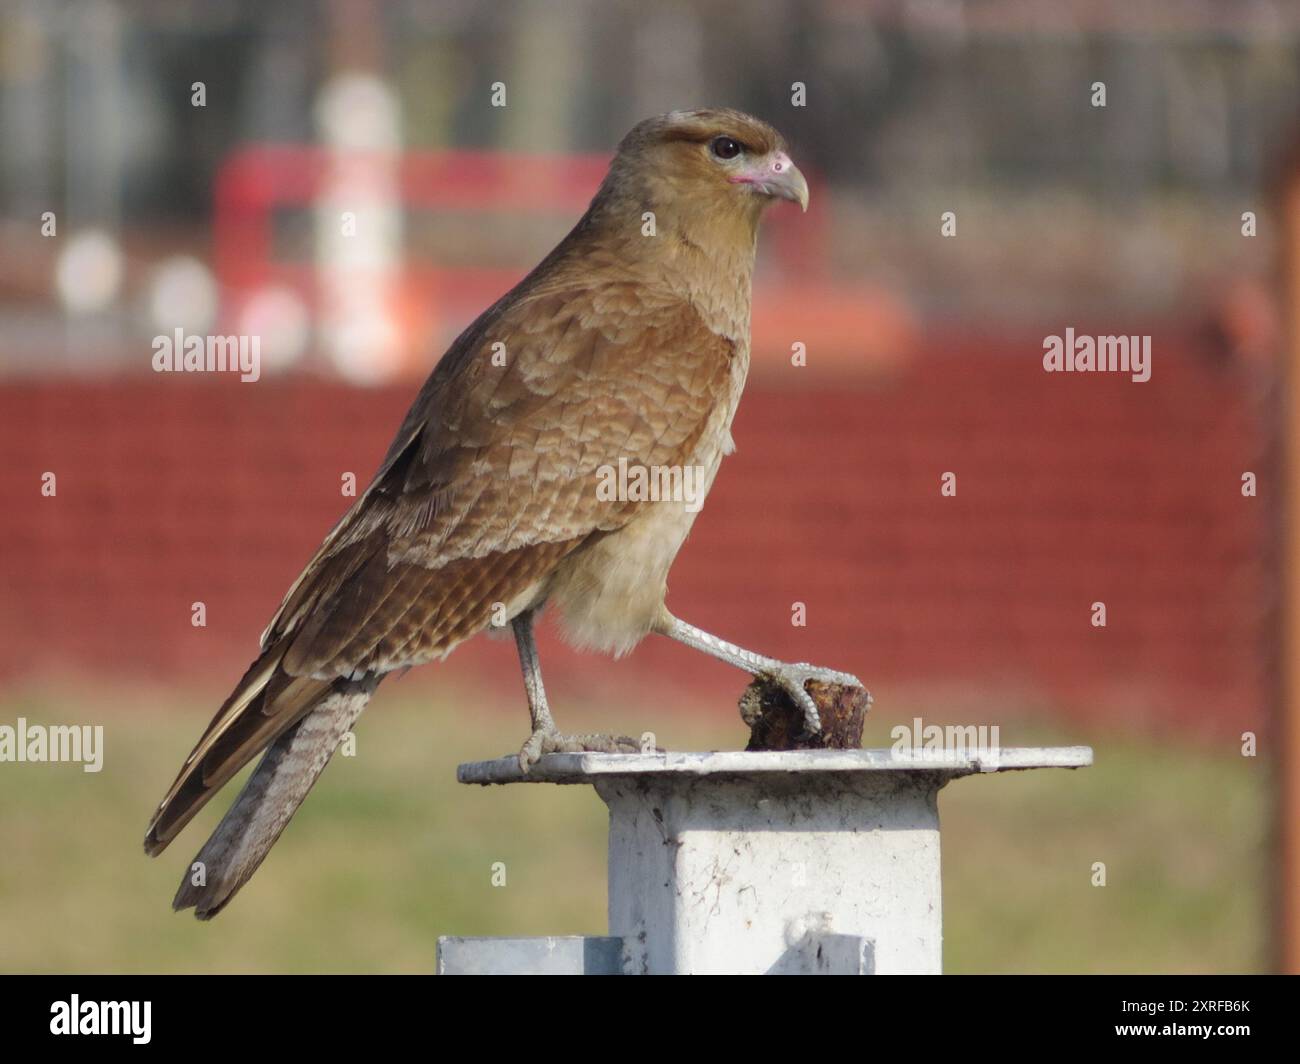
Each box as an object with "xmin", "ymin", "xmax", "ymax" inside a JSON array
[
  {"xmin": 653, "ymin": 609, "xmax": 863, "ymax": 736},
  {"xmin": 512, "ymin": 609, "xmax": 640, "ymax": 771},
  {"xmin": 514, "ymin": 607, "xmax": 557, "ymax": 743}
]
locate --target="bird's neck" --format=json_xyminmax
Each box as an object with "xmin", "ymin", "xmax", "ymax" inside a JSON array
[
  {"xmin": 659, "ymin": 222, "xmax": 757, "ymax": 343},
  {"xmin": 585, "ymin": 191, "xmax": 761, "ymax": 342}
]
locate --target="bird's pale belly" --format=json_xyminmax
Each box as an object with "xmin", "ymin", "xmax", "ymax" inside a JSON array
[
  {"xmin": 547, "ymin": 486, "xmax": 708, "ymax": 656},
  {"xmin": 546, "ymin": 362, "xmax": 745, "ymax": 656}
]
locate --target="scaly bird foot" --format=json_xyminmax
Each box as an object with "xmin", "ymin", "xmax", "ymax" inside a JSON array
[
  {"xmin": 518, "ymin": 728, "xmax": 644, "ymax": 772},
  {"xmin": 760, "ymin": 662, "xmax": 864, "ymax": 736}
]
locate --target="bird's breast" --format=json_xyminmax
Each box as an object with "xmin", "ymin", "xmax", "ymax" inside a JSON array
[{"xmin": 547, "ymin": 326, "xmax": 750, "ymax": 658}]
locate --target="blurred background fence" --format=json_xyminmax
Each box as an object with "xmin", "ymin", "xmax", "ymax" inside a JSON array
[
  {"xmin": 0, "ymin": 336, "xmax": 1271, "ymax": 741},
  {"xmin": 0, "ymin": 0, "xmax": 1294, "ymax": 972}
]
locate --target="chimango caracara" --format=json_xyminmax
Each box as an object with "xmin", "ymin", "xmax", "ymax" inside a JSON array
[{"xmin": 145, "ymin": 108, "xmax": 862, "ymax": 917}]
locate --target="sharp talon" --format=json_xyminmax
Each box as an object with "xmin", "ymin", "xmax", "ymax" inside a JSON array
[
  {"xmin": 763, "ymin": 661, "xmax": 866, "ymax": 736},
  {"xmin": 783, "ymin": 682, "xmax": 821, "ymax": 735},
  {"xmin": 517, "ymin": 728, "xmax": 642, "ymax": 768},
  {"xmin": 518, "ymin": 740, "xmax": 541, "ymax": 773}
]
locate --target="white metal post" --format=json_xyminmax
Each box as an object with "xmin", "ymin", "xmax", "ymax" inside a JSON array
[{"xmin": 443, "ymin": 747, "xmax": 1092, "ymax": 975}]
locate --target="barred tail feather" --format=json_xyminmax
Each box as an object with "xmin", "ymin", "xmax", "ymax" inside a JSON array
[{"xmin": 172, "ymin": 675, "xmax": 378, "ymax": 919}]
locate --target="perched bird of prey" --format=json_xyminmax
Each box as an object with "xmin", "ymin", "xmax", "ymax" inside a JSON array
[{"xmin": 145, "ymin": 108, "xmax": 861, "ymax": 917}]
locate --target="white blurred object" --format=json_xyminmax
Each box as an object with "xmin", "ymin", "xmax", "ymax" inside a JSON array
[
  {"xmin": 314, "ymin": 73, "xmax": 401, "ymax": 153},
  {"xmin": 314, "ymin": 73, "xmax": 404, "ymax": 384},
  {"xmin": 238, "ymin": 286, "xmax": 310, "ymax": 371},
  {"xmin": 147, "ymin": 256, "xmax": 217, "ymax": 334},
  {"xmin": 55, "ymin": 229, "xmax": 123, "ymax": 314}
]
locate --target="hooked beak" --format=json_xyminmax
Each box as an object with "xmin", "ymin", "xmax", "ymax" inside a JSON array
[{"xmin": 731, "ymin": 150, "xmax": 809, "ymax": 211}]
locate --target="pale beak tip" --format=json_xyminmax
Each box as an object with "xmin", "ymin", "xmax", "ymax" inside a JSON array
[{"xmin": 789, "ymin": 167, "xmax": 810, "ymax": 212}]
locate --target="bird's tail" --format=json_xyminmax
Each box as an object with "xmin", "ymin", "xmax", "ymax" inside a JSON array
[{"xmin": 170, "ymin": 675, "xmax": 378, "ymax": 919}]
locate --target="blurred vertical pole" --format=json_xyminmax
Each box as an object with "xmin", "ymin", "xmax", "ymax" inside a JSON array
[
  {"xmin": 62, "ymin": 0, "xmax": 126, "ymax": 361},
  {"xmin": 315, "ymin": 0, "xmax": 404, "ymax": 383},
  {"xmin": 64, "ymin": 1, "xmax": 124, "ymax": 235},
  {"xmin": 1281, "ymin": 149, "xmax": 1300, "ymax": 974},
  {"xmin": 631, "ymin": 5, "xmax": 703, "ymax": 124},
  {"xmin": 2, "ymin": 2, "xmax": 55, "ymax": 222},
  {"xmin": 501, "ymin": 0, "xmax": 584, "ymax": 153}
]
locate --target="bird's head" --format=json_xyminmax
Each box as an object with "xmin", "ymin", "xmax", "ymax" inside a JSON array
[{"xmin": 599, "ymin": 109, "xmax": 808, "ymax": 238}]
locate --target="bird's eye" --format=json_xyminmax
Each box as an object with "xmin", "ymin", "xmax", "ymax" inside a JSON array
[{"xmin": 710, "ymin": 136, "xmax": 742, "ymax": 161}]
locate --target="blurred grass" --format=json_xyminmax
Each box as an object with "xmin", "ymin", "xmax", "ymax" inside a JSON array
[{"xmin": 0, "ymin": 682, "xmax": 1270, "ymax": 972}]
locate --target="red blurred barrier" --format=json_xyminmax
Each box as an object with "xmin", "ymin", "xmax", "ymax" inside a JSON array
[{"xmin": 0, "ymin": 332, "xmax": 1269, "ymax": 740}]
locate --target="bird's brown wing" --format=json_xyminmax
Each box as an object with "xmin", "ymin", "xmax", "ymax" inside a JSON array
[{"xmin": 146, "ymin": 278, "xmax": 735, "ymax": 852}]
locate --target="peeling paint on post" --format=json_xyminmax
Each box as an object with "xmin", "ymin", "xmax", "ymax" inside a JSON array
[{"xmin": 444, "ymin": 747, "xmax": 1092, "ymax": 975}]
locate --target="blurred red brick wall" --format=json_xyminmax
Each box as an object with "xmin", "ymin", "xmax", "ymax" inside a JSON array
[{"xmin": 0, "ymin": 332, "xmax": 1271, "ymax": 739}]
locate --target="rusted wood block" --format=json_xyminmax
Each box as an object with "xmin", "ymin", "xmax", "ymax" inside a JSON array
[{"xmin": 740, "ymin": 678, "xmax": 870, "ymax": 751}]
